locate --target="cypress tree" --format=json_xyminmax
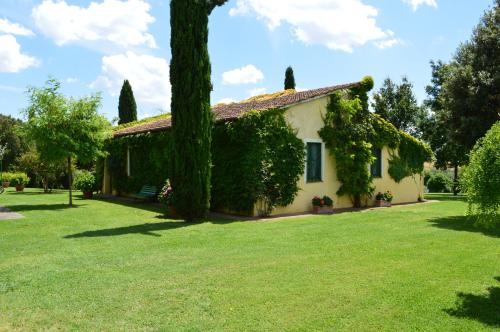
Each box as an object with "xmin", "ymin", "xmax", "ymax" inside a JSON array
[
  {"xmin": 170, "ymin": 0, "xmax": 228, "ymax": 221},
  {"xmin": 284, "ymin": 66, "xmax": 296, "ymax": 90},
  {"xmin": 118, "ymin": 80, "xmax": 137, "ymax": 125}
]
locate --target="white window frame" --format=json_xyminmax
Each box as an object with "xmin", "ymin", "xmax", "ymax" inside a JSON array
[{"xmin": 304, "ymin": 138, "xmax": 325, "ymax": 183}]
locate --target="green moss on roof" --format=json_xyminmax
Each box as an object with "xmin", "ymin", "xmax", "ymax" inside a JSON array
[{"xmin": 113, "ymin": 113, "xmax": 171, "ymax": 132}]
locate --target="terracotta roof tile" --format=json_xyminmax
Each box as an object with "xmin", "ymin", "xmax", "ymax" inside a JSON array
[{"xmin": 114, "ymin": 81, "xmax": 360, "ymax": 137}]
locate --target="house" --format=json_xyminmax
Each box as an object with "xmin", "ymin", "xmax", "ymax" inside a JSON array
[{"xmin": 103, "ymin": 79, "xmax": 427, "ymax": 216}]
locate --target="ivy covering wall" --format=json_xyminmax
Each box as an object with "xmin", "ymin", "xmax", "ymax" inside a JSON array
[
  {"xmin": 212, "ymin": 109, "xmax": 305, "ymax": 216},
  {"xmin": 320, "ymin": 76, "xmax": 433, "ymax": 207},
  {"xmin": 106, "ymin": 131, "xmax": 172, "ymax": 194},
  {"xmin": 106, "ymin": 108, "xmax": 305, "ymax": 216}
]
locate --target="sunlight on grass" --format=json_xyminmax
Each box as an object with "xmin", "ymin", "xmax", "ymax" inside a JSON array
[{"xmin": 0, "ymin": 189, "xmax": 498, "ymax": 331}]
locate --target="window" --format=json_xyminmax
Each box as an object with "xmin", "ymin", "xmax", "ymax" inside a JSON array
[
  {"xmin": 371, "ymin": 148, "xmax": 382, "ymax": 178},
  {"xmin": 306, "ymin": 142, "xmax": 322, "ymax": 182}
]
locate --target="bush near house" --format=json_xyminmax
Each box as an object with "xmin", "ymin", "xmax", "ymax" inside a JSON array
[
  {"xmin": 461, "ymin": 122, "xmax": 500, "ymax": 227},
  {"xmin": 425, "ymin": 170, "xmax": 453, "ymax": 193},
  {"xmin": 73, "ymin": 170, "xmax": 97, "ymax": 193}
]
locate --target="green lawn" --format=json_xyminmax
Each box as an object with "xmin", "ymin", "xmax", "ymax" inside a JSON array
[{"xmin": 0, "ymin": 189, "xmax": 499, "ymax": 331}]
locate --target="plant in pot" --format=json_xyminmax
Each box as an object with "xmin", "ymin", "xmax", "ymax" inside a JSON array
[
  {"xmin": 158, "ymin": 179, "xmax": 176, "ymax": 218},
  {"xmin": 375, "ymin": 191, "xmax": 394, "ymax": 207},
  {"xmin": 312, "ymin": 195, "xmax": 334, "ymax": 214},
  {"xmin": 11, "ymin": 173, "xmax": 30, "ymax": 192},
  {"xmin": 1, "ymin": 172, "xmax": 12, "ymax": 188},
  {"xmin": 73, "ymin": 170, "xmax": 96, "ymax": 199}
]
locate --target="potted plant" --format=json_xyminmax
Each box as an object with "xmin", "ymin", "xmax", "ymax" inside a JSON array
[
  {"xmin": 375, "ymin": 191, "xmax": 394, "ymax": 207},
  {"xmin": 312, "ymin": 195, "xmax": 334, "ymax": 214},
  {"xmin": 158, "ymin": 179, "xmax": 176, "ymax": 218},
  {"xmin": 1, "ymin": 173, "xmax": 12, "ymax": 188},
  {"xmin": 73, "ymin": 170, "xmax": 96, "ymax": 199},
  {"xmin": 11, "ymin": 173, "xmax": 29, "ymax": 192}
]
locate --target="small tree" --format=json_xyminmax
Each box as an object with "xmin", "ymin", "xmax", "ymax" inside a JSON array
[
  {"xmin": 118, "ymin": 80, "xmax": 137, "ymax": 125},
  {"xmin": 23, "ymin": 79, "xmax": 111, "ymax": 206},
  {"xmin": 16, "ymin": 146, "xmax": 66, "ymax": 193},
  {"xmin": 284, "ymin": 66, "xmax": 296, "ymax": 90},
  {"xmin": 461, "ymin": 122, "xmax": 500, "ymax": 227}
]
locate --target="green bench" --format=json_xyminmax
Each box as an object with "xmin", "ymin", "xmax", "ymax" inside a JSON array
[{"xmin": 134, "ymin": 185, "xmax": 157, "ymax": 201}]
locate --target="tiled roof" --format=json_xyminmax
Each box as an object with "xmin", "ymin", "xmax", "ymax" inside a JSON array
[{"xmin": 113, "ymin": 81, "xmax": 360, "ymax": 137}]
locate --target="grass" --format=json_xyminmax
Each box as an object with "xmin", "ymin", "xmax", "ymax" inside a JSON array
[{"xmin": 0, "ymin": 189, "xmax": 499, "ymax": 331}]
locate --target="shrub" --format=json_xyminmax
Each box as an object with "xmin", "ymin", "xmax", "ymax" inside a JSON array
[
  {"xmin": 461, "ymin": 122, "xmax": 500, "ymax": 227},
  {"xmin": 426, "ymin": 171, "xmax": 453, "ymax": 193},
  {"xmin": 73, "ymin": 170, "xmax": 96, "ymax": 193},
  {"xmin": 1, "ymin": 172, "xmax": 29, "ymax": 185},
  {"xmin": 10, "ymin": 172, "xmax": 30, "ymax": 186}
]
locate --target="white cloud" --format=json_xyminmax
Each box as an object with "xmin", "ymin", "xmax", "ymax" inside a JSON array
[
  {"xmin": 373, "ymin": 30, "xmax": 402, "ymax": 49},
  {"xmin": 0, "ymin": 34, "xmax": 38, "ymax": 73},
  {"xmin": 229, "ymin": 0, "xmax": 399, "ymax": 52},
  {"xmin": 90, "ymin": 51, "xmax": 171, "ymax": 110},
  {"xmin": 248, "ymin": 87, "xmax": 267, "ymax": 97},
  {"xmin": 222, "ymin": 64, "xmax": 264, "ymax": 85},
  {"xmin": 32, "ymin": 0, "xmax": 157, "ymax": 52},
  {"xmin": 404, "ymin": 0, "xmax": 437, "ymax": 11},
  {"xmin": 66, "ymin": 77, "xmax": 79, "ymax": 84},
  {"xmin": 0, "ymin": 18, "xmax": 34, "ymax": 36},
  {"xmin": 216, "ymin": 98, "xmax": 236, "ymax": 105}
]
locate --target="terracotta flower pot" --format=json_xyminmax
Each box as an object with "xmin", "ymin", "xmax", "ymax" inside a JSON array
[
  {"xmin": 15, "ymin": 184, "xmax": 25, "ymax": 192},
  {"xmin": 312, "ymin": 205, "xmax": 334, "ymax": 214},
  {"xmin": 375, "ymin": 200, "xmax": 391, "ymax": 207},
  {"xmin": 2, "ymin": 181, "xmax": 10, "ymax": 188},
  {"xmin": 83, "ymin": 191, "xmax": 93, "ymax": 199}
]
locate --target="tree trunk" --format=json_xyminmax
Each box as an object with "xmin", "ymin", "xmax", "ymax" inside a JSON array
[
  {"xmin": 453, "ymin": 164, "xmax": 459, "ymax": 196},
  {"xmin": 353, "ymin": 194, "xmax": 361, "ymax": 208},
  {"xmin": 68, "ymin": 156, "xmax": 73, "ymax": 207}
]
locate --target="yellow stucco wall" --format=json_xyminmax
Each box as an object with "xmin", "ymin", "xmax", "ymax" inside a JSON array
[{"xmin": 270, "ymin": 96, "xmax": 423, "ymax": 216}]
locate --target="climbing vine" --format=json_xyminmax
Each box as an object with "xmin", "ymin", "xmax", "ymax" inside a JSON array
[
  {"xmin": 211, "ymin": 109, "xmax": 305, "ymax": 216},
  {"xmin": 105, "ymin": 131, "xmax": 172, "ymax": 194},
  {"xmin": 320, "ymin": 76, "xmax": 432, "ymax": 207}
]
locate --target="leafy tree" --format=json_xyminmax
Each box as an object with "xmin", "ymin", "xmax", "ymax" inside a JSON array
[
  {"xmin": 284, "ymin": 66, "xmax": 296, "ymax": 90},
  {"xmin": 170, "ymin": 0, "xmax": 228, "ymax": 221},
  {"xmin": 16, "ymin": 146, "xmax": 66, "ymax": 193},
  {"xmin": 421, "ymin": 61, "xmax": 468, "ymax": 194},
  {"xmin": 372, "ymin": 77, "xmax": 425, "ymax": 137},
  {"xmin": 461, "ymin": 122, "xmax": 500, "ymax": 227},
  {"xmin": 118, "ymin": 80, "xmax": 137, "ymax": 125},
  {"xmin": 423, "ymin": 2, "xmax": 499, "ymax": 194},
  {"xmin": 23, "ymin": 79, "xmax": 111, "ymax": 206},
  {"xmin": 0, "ymin": 114, "xmax": 26, "ymax": 170},
  {"xmin": 442, "ymin": 2, "xmax": 499, "ymax": 153}
]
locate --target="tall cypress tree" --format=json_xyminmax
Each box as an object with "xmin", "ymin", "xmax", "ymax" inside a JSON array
[
  {"xmin": 170, "ymin": 0, "xmax": 228, "ymax": 221},
  {"xmin": 118, "ymin": 80, "xmax": 137, "ymax": 125},
  {"xmin": 284, "ymin": 66, "xmax": 296, "ymax": 90}
]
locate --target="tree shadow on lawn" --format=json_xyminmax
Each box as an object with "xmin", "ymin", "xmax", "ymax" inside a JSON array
[
  {"xmin": 4, "ymin": 203, "xmax": 86, "ymax": 212},
  {"xmin": 427, "ymin": 215, "xmax": 500, "ymax": 238},
  {"xmin": 64, "ymin": 218, "xmax": 235, "ymax": 238},
  {"xmin": 94, "ymin": 196, "xmax": 163, "ymax": 214},
  {"xmin": 445, "ymin": 277, "xmax": 500, "ymax": 327}
]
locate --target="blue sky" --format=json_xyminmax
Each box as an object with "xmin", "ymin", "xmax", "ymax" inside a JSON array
[{"xmin": 0, "ymin": 0, "xmax": 493, "ymax": 121}]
